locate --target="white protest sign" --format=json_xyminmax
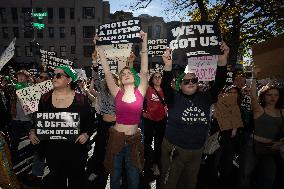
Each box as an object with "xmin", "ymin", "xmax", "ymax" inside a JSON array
[
  {"xmin": 0, "ymin": 38, "xmax": 16, "ymax": 71},
  {"xmin": 16, "ymin": 80, "xmax": 54, "ymax": 114},
  {"xmin": 104, "ymin": 43, "xmax": 133, "ymax": 58},
  {"xmin": 75, "ymin": 69, "xmax": 87, "ymax": 80},
  {"xmin": 187, "ymin": 55, "xmax": 218, "ymax": 81},
  {"xmin": 40, "ymin": 49, "xmax": 73, "ymax": 70}
]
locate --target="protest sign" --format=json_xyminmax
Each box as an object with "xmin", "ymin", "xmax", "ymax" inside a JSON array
[
  {"xmin": 241, "ymin": 94, "xmax": 252, "ymax": 112},
  {"xmin": 96, "ymin": 19, "xmax": 142, "ymax": 45},
  {"xmin": 40, "ymin": 49, "xmax": 73, "ymax": 70},
  {"xmin": 75, "ymin": 69, "xmax": 87, "ymax": 80},
  {"xmin": 28, "ymin": 68, "xmax": 40, "ymax": 78},
  {"xmin": 148, "ymin": 39, "xmax": 168, "ymax": 57},
  {"xmin": 226, "ymin": 71, "xmax": 234, "ymax": 85},
  {"xmin": 97, "ymin": 58, "xmax": 119, "ymax": 79},
  {"xmin": 168, "ymin": 22, "xmax": 221, "ymax": 57},
  {"xmin": 103, "ymin": 43, "xmax": 133, "ymax": 58},
  {"xmin": 35, "ymin": 112, "xmax": 80, "ymax": 141},
  {"xmin": 187, "ymin": 55, "xmax": 218, "ymax": 81},
  {"xmin": 16, "ymin": 80, "xmax": 53, "ymax": 114},
  {"xmin": 0, "ymin": 38, "xmax": 16, "ymax": 71},
  {"xmin": 214, "ymin": 94, "xmax": 244, "ymax": 131},
  {"xmin": 149, "ymin": 63, "xmax": 164, "ymax": 76}
]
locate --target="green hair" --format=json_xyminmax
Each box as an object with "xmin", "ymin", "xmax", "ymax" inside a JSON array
[
  {"xmin": 130, "ymin": 67, "xmax": 140, "ymax": 88},
  {"xmin": 175, "ymin": 72, "xmax": 186, "ymax": 91}
]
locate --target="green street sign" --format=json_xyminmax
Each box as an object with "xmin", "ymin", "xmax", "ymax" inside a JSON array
[
  {"xmin": 32, "ymin": 12, "xmax": 48, "ymax": 19},
  {"xmin": 33, "ymin": 23, "xmax": 45, "ymax": 29}
]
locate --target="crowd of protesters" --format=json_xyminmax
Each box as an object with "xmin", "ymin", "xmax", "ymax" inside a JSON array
[{"xmin": 0, "ymin": 31, "xmax": 284, "ymax": 189}]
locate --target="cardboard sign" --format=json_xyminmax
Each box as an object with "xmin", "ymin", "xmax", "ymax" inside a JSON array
[
  {"xmin": 35, "ymin": 112, "xmax": 80, "ymax": 141},
  {"xmin": 214, "ymin": 94, "xmax": 244, "ymax": 131},
  {"xmin": 168, "ymin": 22, "xmax": 221, "ymax": 57},
  {"xmin": 104, "ymin": 43, "xmax": 133, "ymax": 58},
  {"xmin": 16, "ymin": 80, "xmax": 53, "ymax": 114},
  {"xmin": 0, "ymin": 38, "xmax": 16, "ymax": 71},
  {"xmin": 148, "ymin": 39, "xmax": 168, "ymax": 57},
  {"xmin": 40, "ymin": 49, "xmax": 73, "ymax": 70},
  {"xmin": 187, "ymin": 55, "xmax": 218, "ymax": 81},
  {"xmin": 96, "ymin": 19, "xmax": 142, "ymax": 45}
]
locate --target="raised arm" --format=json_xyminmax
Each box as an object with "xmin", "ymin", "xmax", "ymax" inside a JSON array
[
  {"xmin": 138, "ymin": 31, "xmax": 149, "ymax": 96},
  {"xmin": 209, "ymin": 42, "xmax": 229, "ymax": 101},
  {"xmin": 250, "ymin": 67, "xmax": 263, "ymax": 118},
  {"xmin": 96, "ymin": 45, "xmax": 120, "ymax": 97},
  {"xmin": 161, "ymin": 48, "xmax": 175, "ymax": 105}
]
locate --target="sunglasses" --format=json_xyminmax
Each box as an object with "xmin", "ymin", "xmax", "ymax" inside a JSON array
[
  {"xmin": 53, "ymin": 73, "xmax": 68, "ymax": 79},
  {"xmin": 181, "ymin": 78, "xmax": 198, "ymax": 85}
]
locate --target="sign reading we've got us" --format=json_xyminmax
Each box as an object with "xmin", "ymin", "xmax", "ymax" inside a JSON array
[
  {"xmin": 35, "ymin": 112, "xmax": 80, "ymax": 141},
  {"xmin": 169, "ymin": 22, "xmax": 222, "ymax": 57},
  {"xmin": 96, "ymin": 19, "xmax": 142, "ymax": 45}
]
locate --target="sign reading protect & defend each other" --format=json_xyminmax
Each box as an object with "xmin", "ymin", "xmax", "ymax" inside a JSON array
[{"xmin": 35, "ymin": 112, "xmax": 80, "ymax": 141}]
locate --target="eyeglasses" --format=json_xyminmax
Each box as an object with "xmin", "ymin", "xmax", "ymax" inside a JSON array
[
  {"xmin": 53, "ymin": 73, "xmax": 67, "ymax": 79},
  {"xmin": 181, "ymin": 78, "xmax": 198, "ymax": 85}
]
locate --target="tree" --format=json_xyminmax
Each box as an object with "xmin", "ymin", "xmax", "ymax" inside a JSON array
[{"xmin": 130, "ymin": 0, "xmax": 284, "ymax": 66}]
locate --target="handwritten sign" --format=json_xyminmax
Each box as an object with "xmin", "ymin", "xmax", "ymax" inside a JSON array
[
  {"xmin": 187, "ymin": 55, "xmax": 218, "ymax": 81},
  {"xmin": 16, "ymin": 80, "xmax": 53, "ymax": 114}
]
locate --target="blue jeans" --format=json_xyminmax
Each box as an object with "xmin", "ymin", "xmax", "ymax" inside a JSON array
[{"xmin": 110, "ymin": 144, "xmax": 139, "ymax": 189}]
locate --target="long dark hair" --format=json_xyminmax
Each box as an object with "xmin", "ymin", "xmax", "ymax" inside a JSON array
[
  {"xmin": 258, "ymin": 85, "xmax": 282, "ymax": 109},
  {"xmin": 149, "ymin": 72, "xmax": 162, "ymax": 87}
]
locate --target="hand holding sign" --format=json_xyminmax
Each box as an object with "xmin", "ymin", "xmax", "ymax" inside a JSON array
[
  {"xmin": 29, "ymin": 129, "xmax": 40, "ymax": 145},
  {"xmin": 75, "ymin": 133, "xmax": 89, "ymax": 144},
  {"xmin": 217, "ymin": 41, "xmax": 230, "ymax": 66}
]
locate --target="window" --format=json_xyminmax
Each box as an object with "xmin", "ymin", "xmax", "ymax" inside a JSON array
[
  {"xmin": 83, "ymin": 26, "xmax": 95, "ymax": 38},
  {"xmin": 83, "ymin": 46, "xmax": 93, "ymax": 57},
  {"xmin": 48, "ymin": 27, "xmax": 54, "ymax": 38},
  {"xmin": 148, "ymin": 26, "xmax": 152, "ymax": 38},
  {"xmin": 59, "ymin": 8, "xmax": 65, "ymax": 19},
  {"xmin": 22, "ymin": 8, "xmax": 32, "ymax": 27},
  {"xmin": 47, "ymin": 8, "xmax": 53, "ymax": 19},
  {"xmin": 24, "ymin": 29, "xmax": 33, "ymax": 38},
  {"xmin": 83, "ymin": 7, "xmax": 95, "ymax": 19},
  {"xmin": 37, "ymin": 29, "xmax": 43, "ymax": 38},
  {"xmin": 70, "ymin": 8, "xmax": 74, "ymax": 19},
  {"xmin": 155, "ymin": 25, "xmax": 161, "ymax": 38},
  {"xmin": 11, "ymin": 8, "xmax": 18, "ymax": 21},
  {"xmin": 15, "ymin": 46, "xmax": 21, "ymax": 57},
  {"xmin": 59, "ymin": 27, "xmax": 65, "ymax": 38},
  {"xmin": 25, "ymin": 46, "xmax": 33, "ymax": 57},
  {"xmin": 71, "ymin": 46, "xmax": 75, "ymax": 54},
  {"xmin": 71, "ymin": 27, "xmax": 75, "ymax": 35},
  {"xmin": 60, "ymin": 46, "xmax": 66, "ymax": 57},
  {"xmin": 13, "ymin": 27, "xmax": 19, "ymax": 38},
  {"xmin": 0, "ymin": 8, "xmax": 7, "ymax": 23},
  {"xmin": 49, "ymin": 46, "xmax": 55, "ymax": 52},
  {"xmin": 2, "ymin": 27, "xmax": 8, "ymax": 38}
]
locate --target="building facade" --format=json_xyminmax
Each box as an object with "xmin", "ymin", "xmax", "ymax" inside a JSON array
[{"xmin": 0, "ymin": 0, "xmax": 110, "ymax": 71}]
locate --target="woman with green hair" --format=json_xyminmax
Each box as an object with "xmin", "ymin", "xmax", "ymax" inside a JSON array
[{"xmin": 96, "ymin": 31, "xmax": 148, "ymax": 189}]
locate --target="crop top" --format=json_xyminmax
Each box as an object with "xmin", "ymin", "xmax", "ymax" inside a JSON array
[{"xmin": 115, "ymin": 89, "xmax": 143, "ymax": 125}]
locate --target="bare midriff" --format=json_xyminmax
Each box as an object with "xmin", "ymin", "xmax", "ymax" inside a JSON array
[
  {"xmin": 113, "ymin": 123, "xmax": 139, "ymax": 135},
  {"xmin": 103, "ymin": 114, "xmax": 116, "ymax": 122}
]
